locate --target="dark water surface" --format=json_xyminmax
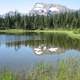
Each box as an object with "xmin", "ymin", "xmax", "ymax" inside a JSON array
[{"xmin": 0, "ymin": 33, "xmax": 80, "ymax": 72}]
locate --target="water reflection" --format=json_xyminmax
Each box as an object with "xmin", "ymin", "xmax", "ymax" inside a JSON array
[
  {"xmin": 0, "ymin": 33, "xmax": 80, "ymax": 71},
  {"xmin": 1, "ymin": 33, "xmax": 79, "ymax": 53}
]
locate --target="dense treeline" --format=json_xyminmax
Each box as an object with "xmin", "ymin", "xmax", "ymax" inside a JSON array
[{"xmin": 0, "ymin": 10, "xmax": 80, "ymax": 30}]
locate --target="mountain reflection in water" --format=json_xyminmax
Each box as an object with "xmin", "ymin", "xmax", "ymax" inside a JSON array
[{"xmin": 0, "ymin": 33, "xmax": 80, "ymax": 71}]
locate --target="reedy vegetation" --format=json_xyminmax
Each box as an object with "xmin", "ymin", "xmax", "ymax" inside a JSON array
[
  {"xmin": 0, "ymin": 10, "xmax": 80, "ymax": 30},
  {"xmin": 0, "ymin": 58, "xmax": 80, "ymax": 80}
]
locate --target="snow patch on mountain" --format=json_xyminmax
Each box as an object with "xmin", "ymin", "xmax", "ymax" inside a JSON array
[
  {"xmin": 35, "ymin": 3, "xmax": 44, "ymax": 8},
  {"xmin": 30, "ymin": 3, "xmax": 70, "ymax": 15}
]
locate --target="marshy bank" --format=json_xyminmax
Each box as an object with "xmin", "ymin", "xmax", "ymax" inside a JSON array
[
  {"xmin": 0, "ymin": 58, "xmax": 80, "ymax": 80},
  {"xmin": 0, "ymin": 29, "xmax": 80, "ymax": 39}
]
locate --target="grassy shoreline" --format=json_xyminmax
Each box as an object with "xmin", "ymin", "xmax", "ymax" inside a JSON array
[
  {"xmin": 0, "ymin": 29, "xmax": 80, "ymax": 39},
  {"xmin": 1, "ymin": 59, "xmax": 80, "ymax": 80}
]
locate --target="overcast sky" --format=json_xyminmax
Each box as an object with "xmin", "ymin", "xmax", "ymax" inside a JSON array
[{"xmin": 0, "ymin": 0, "xmax": 80, "ymax": 14}]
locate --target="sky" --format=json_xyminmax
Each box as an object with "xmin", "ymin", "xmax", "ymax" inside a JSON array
[{"xmin": 0, "ymin": 0, "xmax": 80, "ymax": 14}]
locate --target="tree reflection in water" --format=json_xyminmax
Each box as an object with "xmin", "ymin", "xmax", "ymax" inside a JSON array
[{"xmin": 0, "ymin": 33, "xmax": 80, "ymax": 54}]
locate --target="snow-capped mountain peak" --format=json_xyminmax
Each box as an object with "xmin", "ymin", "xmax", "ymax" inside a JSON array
[{"xmin": 30, "ymin": 3, "xmax": 70, "ymax": 15}]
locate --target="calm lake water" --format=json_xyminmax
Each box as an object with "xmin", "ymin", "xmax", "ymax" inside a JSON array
[{"xmin": 0, "ymin": 33, "xmax": 80, "ymax": 72}]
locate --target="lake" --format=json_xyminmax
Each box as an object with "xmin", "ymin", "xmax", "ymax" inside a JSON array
[{"xmin": 0, "ymin": 33, "xmax": 80, "ymax": 72}]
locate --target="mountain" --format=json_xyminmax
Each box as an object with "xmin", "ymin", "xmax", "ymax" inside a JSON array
[{"xmin": 29, "ymin": 3, "xmax": 71, "ymax": 15}]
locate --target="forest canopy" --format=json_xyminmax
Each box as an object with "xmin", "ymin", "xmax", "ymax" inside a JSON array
[{"xmin": 0, "ymin": 10, "xmax": 80, "ymax": 30}]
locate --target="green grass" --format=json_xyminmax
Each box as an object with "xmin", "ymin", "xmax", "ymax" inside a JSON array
[
  {"xmin": 0, "ymin": 29, "xmax": 80, "ymax": 39},
  {"xmin": 1, "ymin": 58, "xmax": 80, "ymax": 80},
  {"xmin": 27, "ymin": 58, "xmax": 80, "ymax": 80},
  {"xmin": 0, "ymin": 71, "xmax": 16, "ymax": 80},
  {"xmin": 0, "ymin": 29, "xmax": 27, "ymax": 34}
]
